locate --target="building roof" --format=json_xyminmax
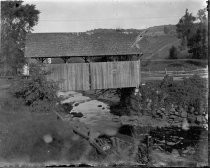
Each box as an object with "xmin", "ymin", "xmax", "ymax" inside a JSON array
[{"xmin": 25, "ymin": 32, "xmax": 140, "ymax": 58}]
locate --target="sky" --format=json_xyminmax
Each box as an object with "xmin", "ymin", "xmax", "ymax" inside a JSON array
[{"xmin": 25, "ymin": 0, "xmax": 206, "ymax": 33}]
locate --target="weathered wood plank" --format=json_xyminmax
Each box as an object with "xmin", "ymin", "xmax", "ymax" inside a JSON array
[
  {"xmin": 90, "ymin": 61, "xmax": 141, "ymax": 89},
  {"xmin": 46, "ymin": 61, "xmax": 141, "ymax": 90},
  {"xmin": 46, "ymin": 63, "xmax": 90, "ymax": 91}
]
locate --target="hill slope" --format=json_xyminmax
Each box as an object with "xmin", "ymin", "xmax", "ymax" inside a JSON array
[{"xmin": 88, "ymin": 25, "xmax": 180, "ymax": 60}]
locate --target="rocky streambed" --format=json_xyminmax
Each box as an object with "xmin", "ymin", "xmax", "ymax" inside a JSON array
[{"xmin": 58, "ymin": 91, "xmax": 121, "ymax": 135}]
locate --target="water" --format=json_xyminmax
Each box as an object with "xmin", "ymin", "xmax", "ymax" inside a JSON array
[{"xmin": 58, "ymin": 91, "xmax": 121, "ymax": 135}]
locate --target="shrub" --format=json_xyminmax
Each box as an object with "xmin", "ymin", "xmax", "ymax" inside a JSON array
[
  {"xmin": 169, "ymin": 46, "xmax": 178, "ymax": 59},
  {"xmin": 10, "ymin": 63, "xmax": 60, "ymax": 113},
  {"xmin": 140, "ymin": 75, "xmax": 207, "ymax": 114}
]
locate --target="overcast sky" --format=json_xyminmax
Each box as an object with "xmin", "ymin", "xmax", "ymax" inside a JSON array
[{"xmin": 25, "ymin": 0, "xmax": 206, "ymax": 33}]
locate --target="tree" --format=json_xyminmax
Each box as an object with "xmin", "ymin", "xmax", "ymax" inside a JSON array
[
  {"xmin": 176, "ymin": 8, "xmax": 207, "ymax": 59},
  {"xmin": 187, "ymin": 8, "xmax": 207, "ymax": 59},
  {"xmin": 169, "ymin": 46, "xmax": 178, "ymax": 59},
  {"xmin": 1, "ymin": 1, "xmax": 40, "ymax": 74},
  {"xmin": 176, "ymin": 9, "xmax": 196, "ymax": 49}
]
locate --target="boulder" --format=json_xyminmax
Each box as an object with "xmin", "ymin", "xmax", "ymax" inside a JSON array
[
  {"xmin": 196, "ymin": 116, "xmax": 203, "ymax": 123},
  {"xmin": 74, "ymin": 102, "xmax": 79, "ymax": 106},
  {"xmin": 71, "ymin": 112, "xmax": 84, "ymax": 118},
  {"xmin": 171, "ymin": 149, "xmax": 180, "ymax": 157},
  {"xmin": 169, "ymin": 115, "xmax": 176, "ymax": 119},
  {"xmin": 175, "ymin": 111, "xmax": 179, "ymax": 115},
  {"xmin": 187, "ymin": 114, "xmax": 195, "ymax": 123},
  {"xmin": 190, "ymin": 107, "xmax": 195, "ymax": 113},
  {"xmin": 180, "ymin": 110, "xmax": 187, "ymax": 118}
]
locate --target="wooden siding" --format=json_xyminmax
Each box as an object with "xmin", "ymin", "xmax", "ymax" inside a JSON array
[
  {"xmin": 46, "ymin": 60, "xmax": 141, "ymax": 90},
  {"xmin": 46, "ymin": 63, "xmax": 90, "ymax": 91},
  {"xmin": 90, "ymin": 61, "xmax": 141, "ymax": 89}
]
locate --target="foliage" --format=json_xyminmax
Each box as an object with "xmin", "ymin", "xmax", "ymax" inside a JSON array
[
  {"xmin": 10, "ymin": 63, "xmax": 60, "ymax": 113},
  {"xmin": 176, "ymin": 8, "xmax": 207, "ymax": 59},
  {"xmin": 176, "ymin": 9, "xmax": 196, "ymax": 48},
  {"xmin": 188, "ymin": 24, "xmax": 207, "ymax": 59},
  {"xmin": 139, "ymin": 75, "xmax": 207, "ymax": 115},
  {"xmin": 169, "ymin": 46, "xmax": 178, "ymax": 59},
  {"xmin": 1, "ymin": 1, "xmax": 40, "ymax": 74}
]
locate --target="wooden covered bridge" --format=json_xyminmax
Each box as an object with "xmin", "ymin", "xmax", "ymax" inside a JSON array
[{"xmin": 25, "ymin": 32, "xmax": 142, "ymax": 91}]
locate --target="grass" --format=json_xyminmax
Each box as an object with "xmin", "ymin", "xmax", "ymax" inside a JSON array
[
  {"xmin": 141, "ymin": 59, "xmax": 207, "ymax": 71},
  {"xmin": 0, "ymin": 78, "xmax": 90, "ymax": 164}
]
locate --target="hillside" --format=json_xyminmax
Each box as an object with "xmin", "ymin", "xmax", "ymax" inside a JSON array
[
  {"xmin": 51, "ymin": 25, "xmax": 181, "ymax": 64},
  {"xmin": 88, "ymin": 25, "xmax": 180, "ymax": 60}
]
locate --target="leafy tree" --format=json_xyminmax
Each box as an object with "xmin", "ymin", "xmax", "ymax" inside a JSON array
[
  {"xmin": 169, "ymin": 46, "xmax": 178, "ymax": 59},
  {"xmin": 1, "ymin": 1, "xmax": 40, "ymax": 74},
  {"xmin": 176, "ymin": 9, "xmax": 196, "ymax": 49},
  {"xmin": 176, "ymin": 8, "xmax": 207, "ymax": 59}
]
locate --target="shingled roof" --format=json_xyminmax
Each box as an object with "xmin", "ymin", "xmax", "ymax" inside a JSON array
[{"xmin": 25, "ymin": 32, "xmax": 140, "ymax": 58}]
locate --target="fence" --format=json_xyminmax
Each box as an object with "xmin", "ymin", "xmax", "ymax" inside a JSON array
[
  {"xmin": 46, "ymin": 60, "xmax": 141, "ymax": 91},
  {"xmin": 141, "ymin": 68, "xmax": 208, "ymax": 78}
]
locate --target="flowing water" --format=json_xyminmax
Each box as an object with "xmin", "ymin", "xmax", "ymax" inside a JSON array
[{"xmin": 58, "ymin": 91, "xmax": 121, "ymax": 135}]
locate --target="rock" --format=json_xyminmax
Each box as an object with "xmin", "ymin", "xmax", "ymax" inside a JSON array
[
  {"xmin": 196, "ymin": 116, "xmax": 203, "ymax": 123},
  {"xmin": 161, "ymin": 107, "xmax": 165, "ymax": 111},
  {"xmin": 181, "ymin": 110, "xmax": 187, "ymax": 118},
  {"xmin": 175, "ymin": 111, "xmax": 179, "ymax": 115},
  {"xmin": 169, "ymin": 115, "xmax": 176, "ymax": 119},
  {"xmin": 97, "ymin": 105, "xmax": 102, "ymax": 107},
  {"xmin": 188, "ymin": 114, "xmax": 195, "ymax": 123},
  {"xmin": 190, "ymin": 107, "xmax": 195, "ymax": 113},
  {"xmin": 74, "ymin": 103, "xmax": 79, "ymax": 106},
  {"xmin": 182, "ymin": 146, "xmax": 196, "ymax": 155},
  {"xmin": 102, "ymin": 107, "xmax": 105, "ymax": 110},
  {"xmin": 194, "ymin": 111, "xmax": 199, "ymax": 115},
  {"xmin": 112, "ymin": 116, "xmax": 120, "ymax": 121},
  {"xmin": 71, "ymin": 112, "xmax": 84, "ymax": 118},
  {"xmin": 61, "ymin": 103, "xmax": 73, "ymax": 113},
  {"xmin": 156, "ymin": 109, "xmax": 164, "ymax": 115},
  {"xmin": 182, "ymin": 118, "xmax": 190, "ymax": 130},
  {"xmin": 168, "ymin": 119, "xmax": 173, "ymax": 124},
  {"xmin": 174, "ymin": 118, "xmax": 181, "ymax": 123},
  {"xmin": 171, "ymin": 149, "xmax": 180, "ymax": 157}
]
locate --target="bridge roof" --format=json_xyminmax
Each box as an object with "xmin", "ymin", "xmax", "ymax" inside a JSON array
[{"xmin": 25, "ymin": 32, "xmax": 140, "ymax": 58}]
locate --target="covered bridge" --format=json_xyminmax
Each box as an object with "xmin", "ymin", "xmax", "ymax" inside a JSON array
[{"xmin": 25, "ymin": 31, "xmax": 142, "ymax": 91}]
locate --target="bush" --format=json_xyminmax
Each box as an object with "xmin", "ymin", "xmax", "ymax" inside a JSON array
[
  {"xmin": 169, "ymin": 46, "xmax": 178, "ymax": 59},
  {"xmin": 10, "ymin": 63, "xmax": 60, "ymax": 113},
  {"xmin": 139, "ymin": 75, "xmax": 207, "ymax": 115}
]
